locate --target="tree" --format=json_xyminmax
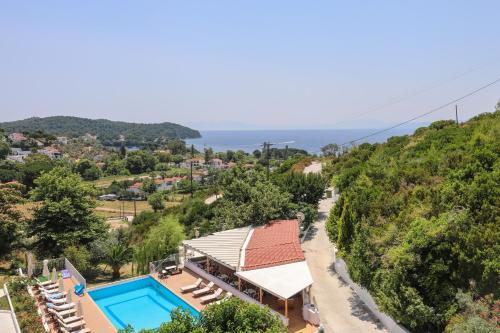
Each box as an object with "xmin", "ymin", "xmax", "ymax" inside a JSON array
[
  {"xmin": 201, "ymin": 297, "xmax": 286, "ymax": 333},
  {"xmin": 148, "ymin": 192, "xmax": 165, "ymax": 212},
  {"xmin": 0, "ymin": 160, "xmax": 21, "ymax": 183},
  {"xmin": 142, "ymin": 177, "xmax": 158, "ymax": 194},
  {"xmin": 0, "ymin": 141, "xmax": 9, "ymax": 160},
  {"xmin": 278, "ymin": 172, "xmax": 327, "ymax": 205},
  {"xmin": 214, "ymin": 179, "xmax": 293, "ymax": 228},
  {"xmin": 27, "ymin": 167, "xmax": 107, "ymax": 257},
  {"xmin": 321, "ymin": 143, "xmax": 339, "ymax": 156},
  {"xmin": 74, "ymin": 159, "xmax": 102, "ymax": 180},
  {"xmin": 253, "ymin": 149, "xmax": 262, "ymax": 159},
  {"xmin": 63, "ymin": 245, "xmax": 90, "ymax": 273},
  {"xmin": 105, "ymin": 159, "xmax": 129, "ymax": 176},
  {"xmin": 0, "ymin": 183, "xmax": 25, "ymax": 258},
  {"xmin": 104, "ymin": 243, "xmax": 132, "ymax": 279},
  {"xmin": 204, "ymin": 148, "xmax": 213, "ymax": 163},
  {"xmin": 119, "ymin": 143, "xmax": 127, "ymax": 159},
  {"xmin": 125, "ymin": 154, "xmax": 144, "ymax": 174},
  {"xmin": 20, "ymin": 154, "xmax": 55, "ymax": 189},
  {"xmin": 134, "ymin": 215, "xmax": 184, "ymax": 274}
]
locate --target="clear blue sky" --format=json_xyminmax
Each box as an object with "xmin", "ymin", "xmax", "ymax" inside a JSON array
[{"xmin": 1, "ymin": 1, "xmax": 499, "ymax": 129}]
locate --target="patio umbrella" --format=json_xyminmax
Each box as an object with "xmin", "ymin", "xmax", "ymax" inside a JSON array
[
  {"xmin": 58, "ymin": 278, "xmax": 65, "ymax": 293},
  {"xmin": 42, "ymin": 260, "xmax": 49, "ymax": 278},
  {"xmin": 27, "ymin": 252, "xmax": 33, "ymax": 278},
  {"xmin": 51, "ymin": 267, "xmax": 57, "ymax": 283},
  {"xmin": 76, "ymin": 300, "xmax": 84, "ymax": 317},
  {"xmin": 66, "ymin": 290, "xmax": 73, "ymax": 304}
]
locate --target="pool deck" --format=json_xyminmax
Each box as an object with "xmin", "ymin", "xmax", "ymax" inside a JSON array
[{"xmin": 41, "ymin": 269, "xmax": 315, "ymax": 333}]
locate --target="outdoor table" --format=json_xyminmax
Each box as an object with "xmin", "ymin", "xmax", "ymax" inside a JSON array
[{"xmin": 246, "ymin": 288, "xmax": 256, "ymax": 297}]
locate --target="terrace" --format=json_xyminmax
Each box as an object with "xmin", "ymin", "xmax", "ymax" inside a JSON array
[{"xmin": 18, "ymin": 221, "xmax": 318, "ymax": 333}]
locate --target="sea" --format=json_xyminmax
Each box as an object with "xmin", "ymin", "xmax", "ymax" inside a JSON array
[{"xmin": 185, "ymin": 128, "xmax": 420, "ymax": 154}]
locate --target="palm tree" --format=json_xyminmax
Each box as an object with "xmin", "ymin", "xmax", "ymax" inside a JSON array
[{"xmin": 105, "ymin": 243, "xmax": 132, "ymax": 279}]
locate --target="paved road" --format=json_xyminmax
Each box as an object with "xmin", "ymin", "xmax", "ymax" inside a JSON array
[
  {"xmin": 302, "ymin": 162, "xmax": 387, "ymax": 333},
  {"xmin": 0, "ymin": 311, "xmax": 17, "ymax": 333}
]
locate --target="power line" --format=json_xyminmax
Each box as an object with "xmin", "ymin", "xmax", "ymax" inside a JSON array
[
  {"xmin": 328, "ymin": 58, "xmax": 500, "ymax": 128},
  {"xmin": 340, "ymin": 76, "xmax": 500, "ymax": 146}
]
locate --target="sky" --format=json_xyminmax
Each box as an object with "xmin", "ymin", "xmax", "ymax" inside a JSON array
[{"xmin": 1, "ymin": 1, "xmax": 499, "ymax": 130}]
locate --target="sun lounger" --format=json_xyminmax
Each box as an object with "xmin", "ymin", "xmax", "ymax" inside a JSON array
[
  {"xmin": 180, "ymin": 278, "xmax": 202, "ymax": 293},
  {"xmin": 215, "ymin": 292, "xmax": 233, "ymax": 304},
  {"xmin": 48, "ymin": 309, "xmax": 83, "ymax": 324},
  {"xmin": 46, "ymin": 302, "xmax": 75, "ymax": 311},
  {"xmin": 44, "ymin": 295, "xmax": 67, "ymax": 305},
  {"xmin": 200, "ymin": 288, "xmax": 223, "ymax": 304},
  {"xmin": 193, "ymin": 281, "xmax": 215, "ymax": 297},
  {"xmin": 57, "ymin": 318, "xmax": 86, "ymax": 331},
  {"xmin": 36, "ymin": 277, "xmax": 56, "ymax": 287},
  {"xmin": 42, "ymin": 291, "xmax": 66, "ymax": 299},
  {"xmin": 48, "ymin": 307, "xmax": 76, "ymax": 317},
  {"xmin": 38, "ymin": 288, "xmax": 60, "ymax": 295},
  {"xmin": 60, "ymin": 328, "xmax": 90, "ymax": 333}
]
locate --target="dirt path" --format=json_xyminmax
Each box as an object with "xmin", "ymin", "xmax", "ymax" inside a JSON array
[{"xmin": 302, "ymin": 163, "xmax": 387, "ymax": 333}]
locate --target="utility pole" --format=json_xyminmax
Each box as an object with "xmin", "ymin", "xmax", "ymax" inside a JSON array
[
  {"xmin": 190, "ymin": 144, "xmax": 194, "ymax": 198},
  {"xmin": 455, "ymin": 105, "xmax": 459, "ymax": 125}
]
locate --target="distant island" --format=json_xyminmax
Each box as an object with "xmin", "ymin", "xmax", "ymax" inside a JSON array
[{"xmin": 0, "ymin": 116, "xmax": 200, "ymax": 146}]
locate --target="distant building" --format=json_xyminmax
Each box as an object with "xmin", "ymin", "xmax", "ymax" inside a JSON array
[
  {"xmin": 209, "ymin": 158, "xmax": 224, "ymax": 169},
  {"xmin": 98, "ymin": 194, "xmax": 118, "ymax": 201},
  {"xmin": 155, "ymin": 176, "xmax": 185, "ymax": 191},
  {"xmin": 7, "ymin": 148, "xmax": 31, "ymax": 162},
  {"xmin": 56, "ymin": 136, "xmax": 69, "ymax": 145},
  {"xmin": 8, "ymin": 133, "xmax": 27, "ymax": 142},
  {"xmin": 82, "ymin": 133, "xmax": 97, "ymax": 141},
  {"xmin": 127, "ymin": 182, "xmax": 144, "ymax": 195},
  {"xmin": 38, "ymin": 146, "xmax": 62, "ymax": 159}
]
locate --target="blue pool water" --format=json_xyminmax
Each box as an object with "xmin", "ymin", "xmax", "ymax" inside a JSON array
[{"xmin": 88, "ymin": 276, "xmax": 199, "ymax": 330}]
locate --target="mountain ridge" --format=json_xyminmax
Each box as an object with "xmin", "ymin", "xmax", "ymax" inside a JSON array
[{"xmin": 0, "ymin": 116, "xmax": 201, "ymax": 146}]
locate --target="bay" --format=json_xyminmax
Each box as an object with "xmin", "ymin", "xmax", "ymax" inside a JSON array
[{"xmin": 185, "ymin": 128, "xmax": 419, "ymax": 154}]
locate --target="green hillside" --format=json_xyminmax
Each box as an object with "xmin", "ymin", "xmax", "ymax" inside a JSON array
[
  {"xmin": 326, "ymin": 109, "xmax": 499, "ymax": 332},
  {"xmin": 0, "ymin": 116, "xmax": 200, "ymax": 146}
]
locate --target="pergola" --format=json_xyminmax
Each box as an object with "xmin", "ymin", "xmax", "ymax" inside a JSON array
[{"xmin": 236, "ymin": 261, "xmax": 313, "ymax": 317}]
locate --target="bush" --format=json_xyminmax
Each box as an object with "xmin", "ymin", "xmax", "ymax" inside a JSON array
[
  {"xmin": 63, "ymin": 245, "xmax": 90, "ymax": 273},
  {"xmin": 7, "ymin": 278, "xmax": 45, "ymax": 333}
]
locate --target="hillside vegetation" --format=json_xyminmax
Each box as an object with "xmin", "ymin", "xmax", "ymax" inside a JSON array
[
  {"xmin": 0, "ymin": 116, "xmax": 200, "ymax": 146},
  {"xmin": 326, "ymin": 109, "xmax": 499, "ymax": 332}
]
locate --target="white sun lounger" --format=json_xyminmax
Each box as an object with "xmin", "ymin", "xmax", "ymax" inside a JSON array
[
  {"xmin": 214, "ymin": 292, "xmax": 233, "ymax": 304},
  {"xmin": 57, "ymin": 318, "xmax": 86, "ymax": 331},
  {"xmin": 44, "ymin": 295, "xmax": 67, "ymax": 305},
  {"xmin": 49, "ymin": 309, "xmax": 83, "ymax": 324},
  {"xmin": 193, "ymin": 281, "xmax": 215, "ymax": 297},
  {"xmin": 46, "ymin": 303, "xmax": 75, "ymax": 311},
  {"xmin": 36, "ymin": 278, "xmax": 57, "ymax": 287},
  {"xmin": 180, "ymin": 278, "xmax": 202, "ymax": 293},
  {"xmin": 200, "ymin": 288, "xmax": 223, "ymax": 304},
  {"xmin": 48, "ymin": 307, "xmax": 76, "ymax": 317}
]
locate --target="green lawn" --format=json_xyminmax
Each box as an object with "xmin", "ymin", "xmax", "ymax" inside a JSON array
[{"xmin": 0, "ymin": 296, "xmax": 9, "ymax": 310}]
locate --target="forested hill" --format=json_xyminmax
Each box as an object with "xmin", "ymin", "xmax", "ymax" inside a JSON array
[
  {"xmin": 0, "ymin": 116, "xmax": 201, "ymax": 146},
  {"xmin": 326, "ymin": 109, "xmax": 499, "ymax": 332}
]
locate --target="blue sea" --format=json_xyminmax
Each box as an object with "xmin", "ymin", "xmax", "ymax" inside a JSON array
[{"xmin": 186, "ymin": 128, "xmax": 419, "ymax": 154}]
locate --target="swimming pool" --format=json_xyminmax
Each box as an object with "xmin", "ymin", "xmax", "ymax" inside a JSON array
[{"xmin": 88, "ymin": 276, "xmax": 199, "ymax": 330}]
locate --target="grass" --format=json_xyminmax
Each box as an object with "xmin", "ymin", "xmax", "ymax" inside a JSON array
[
  {"xmin": 89, "ymin": 173, "xmax": 149, "ymax": 188},
  {"xmin": 0, "ymin": 296, "xmax": 9, "ymax": 310},
  {"xmin": 86, "ymin": 263, "xmax": 136, "ymax": 289}
]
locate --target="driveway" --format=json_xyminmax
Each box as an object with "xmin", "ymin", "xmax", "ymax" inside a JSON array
[{"xmin": 302, "ymin": 162, "xmax": 387, "ymax": 333}]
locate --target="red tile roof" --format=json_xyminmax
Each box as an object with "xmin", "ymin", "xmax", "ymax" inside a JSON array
[{"xmin": 242, "ymin": 220, "xmax": 304, "ymax": 271}]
